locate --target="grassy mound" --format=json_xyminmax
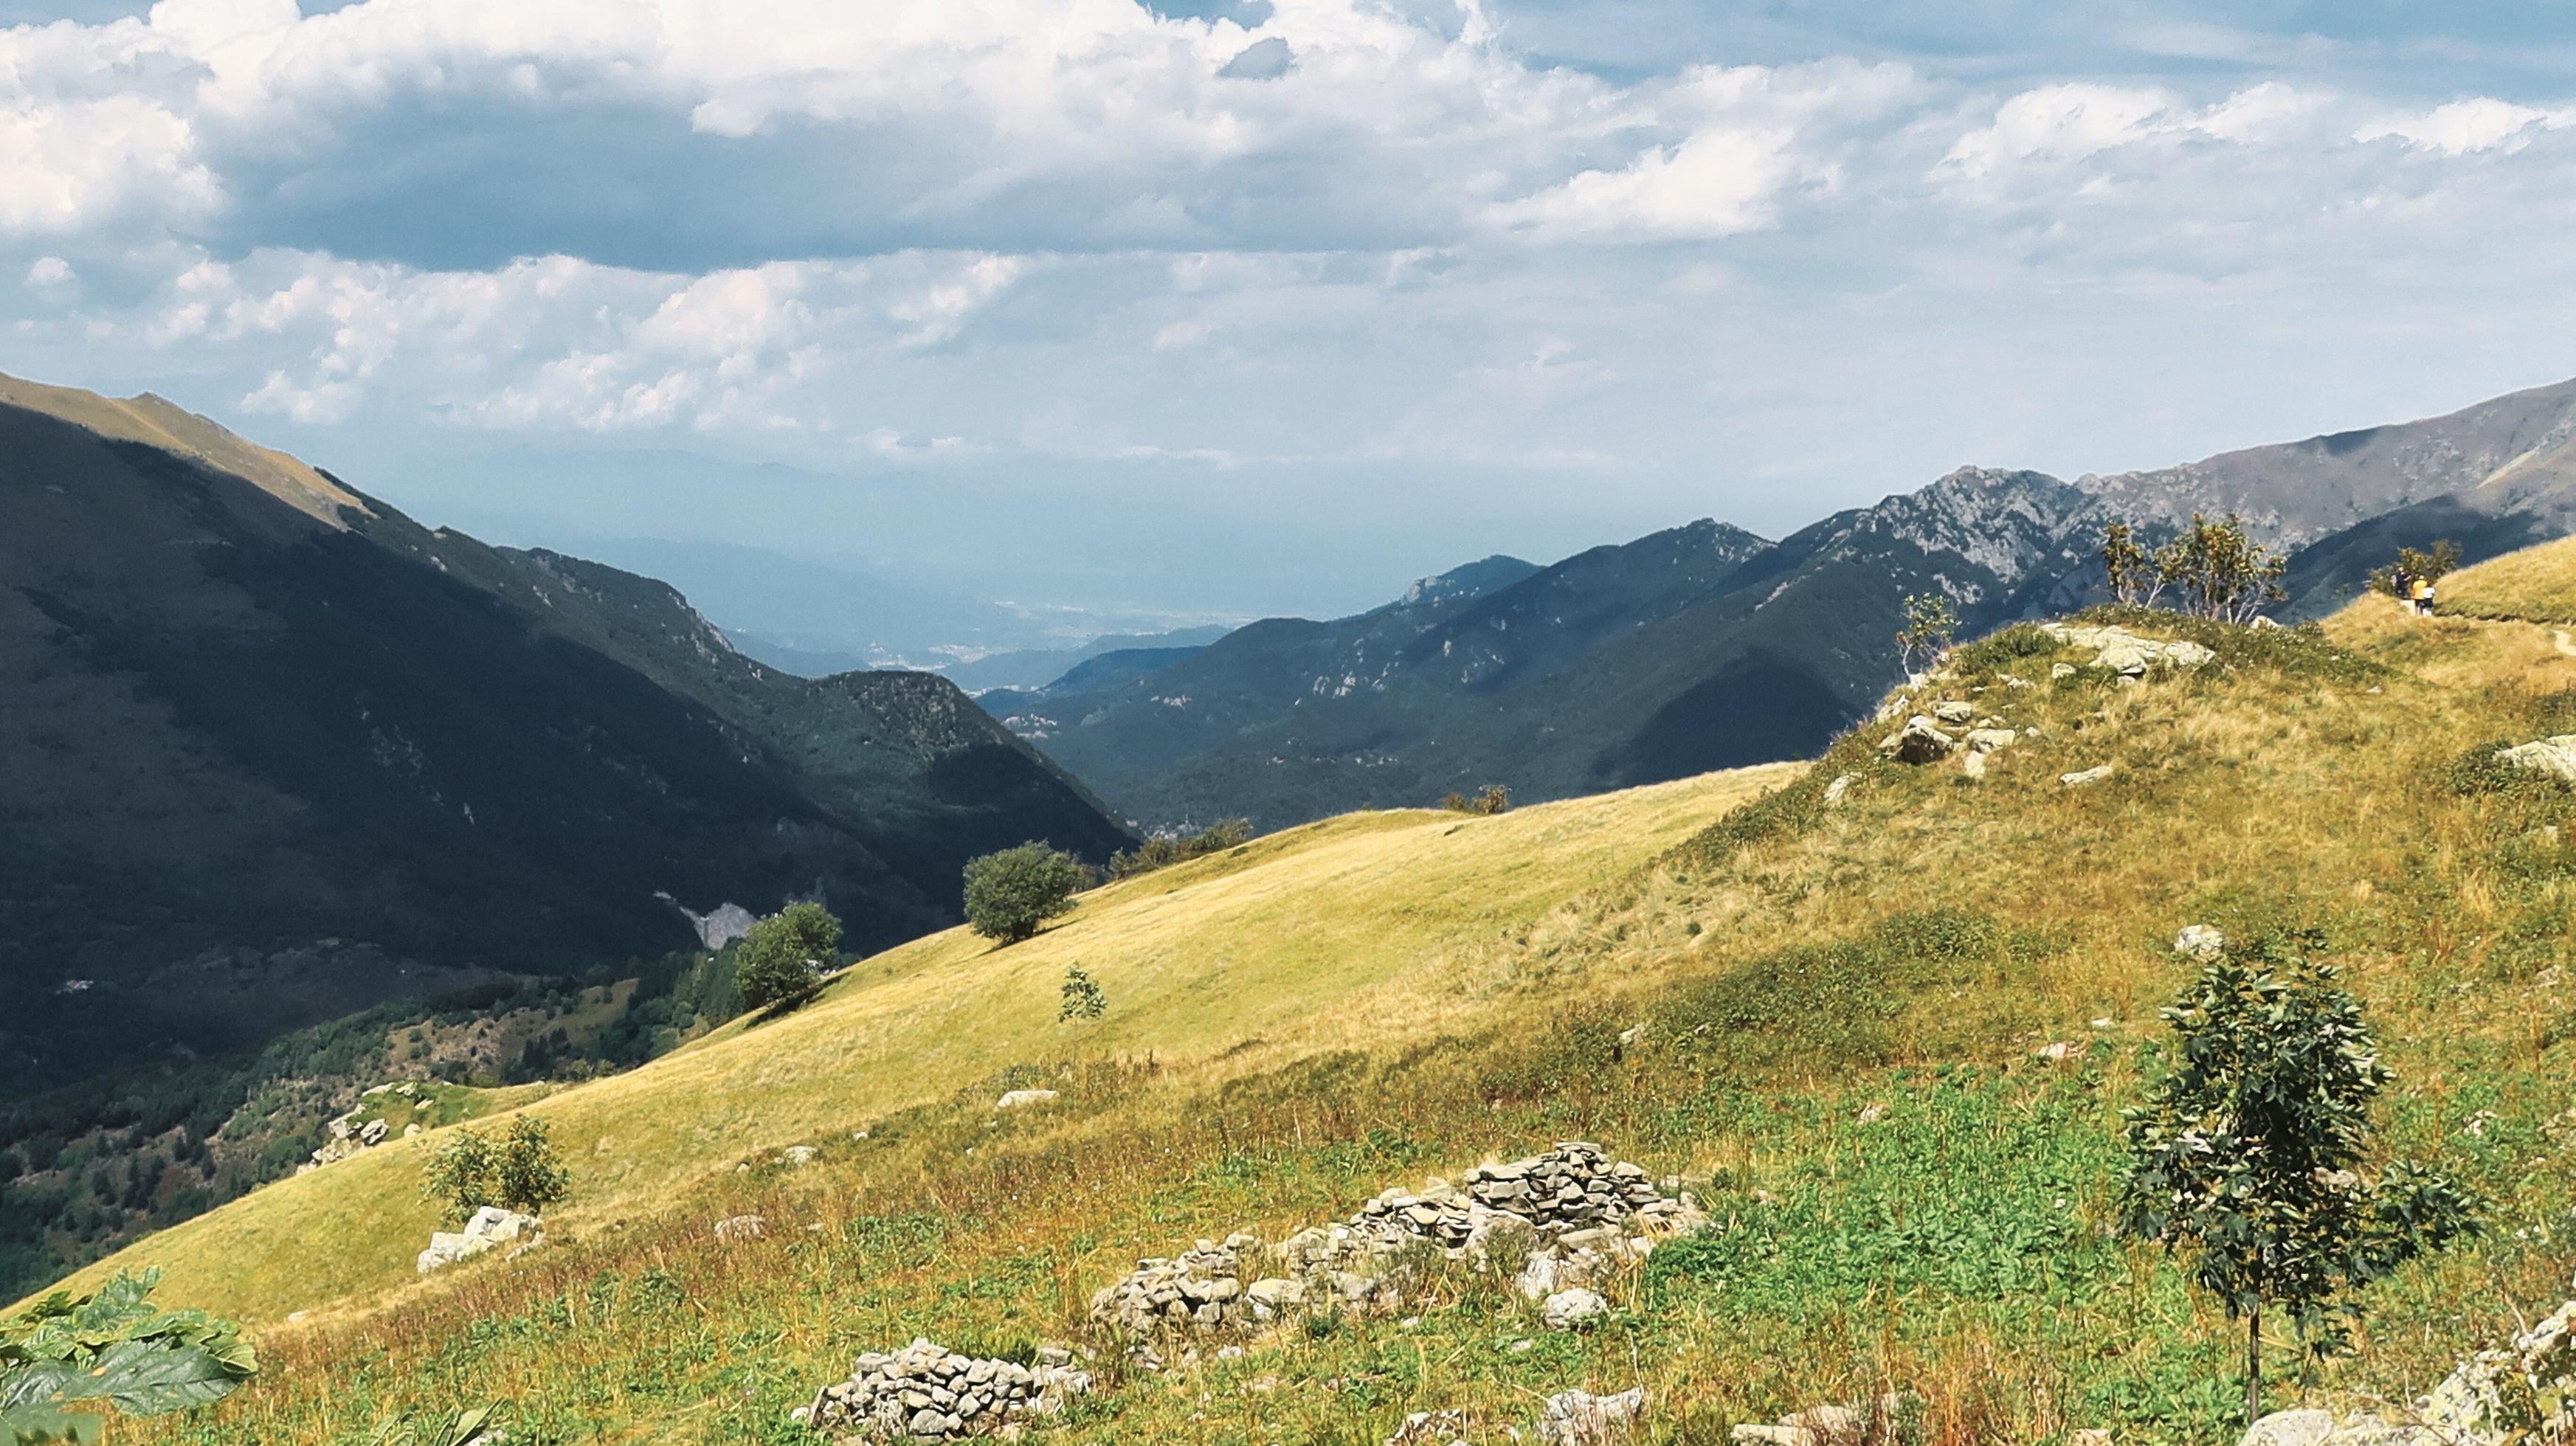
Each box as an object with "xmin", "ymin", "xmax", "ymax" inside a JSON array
[
  {"xmin": 2440, "ymin": 534, "xmax": 2576, "ymax": 624},
  {"xmin": 52, "ymin": 576, "xmax": 2576, "ymax": 1445}
]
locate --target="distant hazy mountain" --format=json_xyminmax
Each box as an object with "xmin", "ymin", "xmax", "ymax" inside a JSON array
[
  {"xmin": 0, "ymin": 372, "xmax": 1130, "ymax": 1097},
  {"xmin": 1015, "ymin": 377, "xmax": 2576, "ymax": 831},
  {"xmin": 937, "ymin": 625, "xmax": 1235, "ymax": 693},
  {"xmin": 531, "ymin": 536, "xmax": 1051, "ymax": 667}
]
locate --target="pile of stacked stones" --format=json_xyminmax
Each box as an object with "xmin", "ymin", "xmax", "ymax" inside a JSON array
[
  {"xmin": 794, "ymin": 1338, "xmax": 1092, "ymax": 1442},
  {"xmin": 1088, "ymin": 1234, "xmax": 1274, "ymax": 1335},
  {"xmin": 1091, "ymin": 1143, "xmax": 1704, "ymax": 1343}
]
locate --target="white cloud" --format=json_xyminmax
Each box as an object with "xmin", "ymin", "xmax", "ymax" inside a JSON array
[
  {"xmin": 0, "ymin": 94, "xmax": 220, "ymax": 235},
  {"xmin": 2355, "ymin": 97, "xmax": 2576, "ymax": 156},
  {"xmin": 26, "ymin": 255, "xmax": 74, "ymax": 286}
]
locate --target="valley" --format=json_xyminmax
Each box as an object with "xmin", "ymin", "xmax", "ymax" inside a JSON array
[{"xmin": 26, "ymin": 543, "xmax": 2576, "ymax": 1445}]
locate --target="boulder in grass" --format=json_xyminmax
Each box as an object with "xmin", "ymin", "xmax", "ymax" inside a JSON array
[
  {"xmin": 1879, "ymin": 717, "xmax": 1958, "ymax": 764},
  {"xmin": 417, "ymin": 1205, "xmax": 540, "ymax": 1274},
  {"xmin": 1539, "ymin": 1388, "xmax": 1646, "ymax": 1446},
  {"xmin": 2496, "ymin": 736, "xmax": 2576, "ymax": 783}
]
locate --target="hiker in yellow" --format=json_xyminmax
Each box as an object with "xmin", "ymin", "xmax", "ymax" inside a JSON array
[{"xmin": 2411, "ymin": 572, "xmax": 2436, "ymax": 616}]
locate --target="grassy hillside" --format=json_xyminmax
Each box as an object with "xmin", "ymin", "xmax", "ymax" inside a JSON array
[
  {"xmin": 36, "ymin": 766, "xmax": 1781, "ymax": 1325},
  {"xmin": 44, "ymin": 558, "xmax": 2576, "ymax": 1446}
]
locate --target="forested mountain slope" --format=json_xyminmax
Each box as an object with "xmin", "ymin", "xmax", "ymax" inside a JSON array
[{"xmin": 0, "ymin": 373, "xmax": 1128, "ymax": 1098}]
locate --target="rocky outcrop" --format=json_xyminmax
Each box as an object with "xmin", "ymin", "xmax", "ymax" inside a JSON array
[
  {"xmin": 795, "ymin": 1338, "xmax": 1091, "ymax": 1441},
  {"xmin": 415, "ymin": 1205, "xmax": 541, "ymax": 1274},
  {"xmin": 2041, "ymin": 623, "xmax": 2217, "ymax": 679},
  {"xmin": 1878, "ymin": 716, "xmax": 1958, "ymax": 764},
  {"xmin": 714, "ymin": 1214, "xmax": 767, "ymax": 1244},
  {"xmin": 995, "ymin": 1090, "xmax": 1060, "ymax": 1111}
]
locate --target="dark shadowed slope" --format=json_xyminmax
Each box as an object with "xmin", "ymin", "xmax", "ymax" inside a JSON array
[{"xmin": 0, "ymin": 373, "xmax": 1128, "ymax": 1096}]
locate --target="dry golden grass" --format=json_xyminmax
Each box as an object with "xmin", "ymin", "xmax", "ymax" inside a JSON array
[
  {"xmin": 2439, "ymin": 534, "xmax": 2576, "ymax": 626},
  {"xmin": 27, "ymin": 764, "xmax": 1788, "ymax": 1327},
  {"xmin": 58, "ymin": 577, "xmax": 2576, "ymax": 1446},
  {"xmin": 0, "ymin": 370, "xmax": 366, "ymax": 524}
]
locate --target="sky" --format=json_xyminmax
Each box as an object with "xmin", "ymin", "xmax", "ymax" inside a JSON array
[{"xmin": 8, "ymin": 1, "xmax": 2576, "ymax": 626}]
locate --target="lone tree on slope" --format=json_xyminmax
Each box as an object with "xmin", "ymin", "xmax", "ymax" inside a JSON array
[
  {"xmin": 1895, "ymin": 592, "xmax": 1959, "ymax": 676},
  {"xmin": 964, "ymin": 842, "xmax": 1087, "ymax": 944},
  {"xmin": 2117, "ymin": 933, "xmax": 2478, "ymax": 1428},
  {"xmin": 734, "ymin": 901, "xmax": 844, "ymax": 1011}
]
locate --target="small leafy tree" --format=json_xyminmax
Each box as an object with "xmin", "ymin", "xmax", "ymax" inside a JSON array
[
  {"xmin": 1439, "ymin": 784, "xmax": 1511, "ymax": 815},
  {"xmin": 963, "ymin": 843, "xmax": 1087, "ymax": 944},
  {"xmin": 1, "ymin": 1267, "xmax": 258, "ymax": 1445},
  {"xmin": 2154, "ymin": 513, "xmax": 2287, "ymax": 623},
  {"xmin": 420, "ymin": 1124, "xmax": 500, "ymax": 1225},
  {"xmin": 734, "ymin": 902, "xmax": 843, "ymax": 1011},
  {"xmin": 2367, "ymin": 539, "xmax": 2463, "ymax": 599},
  {"xmin": 1895, "ymin": 592, "xmax": 1960, "ymax": 675},
  {"xmin": 1058, "ymin": 966, "xmax": 1108, "ymax": 1023},
  {"xmin": 2102, "ymin": 520, "xmax": 2156, "ymax": 606},
  {"xmin": 495, "ymin": 1116, "xmax": 570, "ymax": 1215},
  {"xmin": 2119, "ymin": 934, "xmax": 2479, "ymax": 1428}
]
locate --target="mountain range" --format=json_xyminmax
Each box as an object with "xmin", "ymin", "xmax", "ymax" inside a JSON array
[
  {"xmin": 999, "ymin": 376, "xmax": 2576, "ymax": 831},
  {"xmin": 0, "ymin": 373, "xmax": 1130, "ymax": 1097}
]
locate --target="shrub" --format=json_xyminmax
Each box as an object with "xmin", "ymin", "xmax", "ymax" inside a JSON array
[
  {"xmin": 2118, "ymin": 933, "xmax": 2479, "ymax": 1426},
  {"xmin": 734, "ymin": 902, "xmax": 844, "ymax": 1011},
  {"xmin": 1439, "ymin": 784, "xmax": 1511, "ymax": 815},
  {"xmin": 1108, "ymin": 819, "xmax": 1252, "ymax": 880},
  {"xmin": 495, "ymin": 1116, "xmax": 570, "ymax": 1215},
  {"xmin": 1058, "ymin": 966, "xmax": 1108, "ymax": 1023},
  {"xmin": 1, "ymin": 1267, "xmax": 257, "ymax": 1443},
  {"xmin": 422, "ymin": 1117, "xmax": 570, "ymax": 1221},
  {"xmin": 2154, "ymin": 513, "xmax": 2286, "ymax": 623},
  {"xmin": 963, "ymin": 843, "xmax": 1086, "ymax": 944},
  {"xmin": 420, "ymin": 1124, "xmax": 500, "ymax": 1225}
]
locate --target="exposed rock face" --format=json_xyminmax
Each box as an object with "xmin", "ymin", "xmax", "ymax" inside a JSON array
[
  {"xmin": 300, "ymin": 1102, "xmax": 398, "ymax": 1173},
  {"xmin": 714, "ymin": 1214, "xmax": 766, "ymax": 1243},
  {"xmin": 415, "ymin": 1205, "xmax": 541, "ymax": 1274},
  {"xmin": 2175, "ymin": 924, "xmax": 2225, "ymax": 961},
  {"xmin": 795, "ymin": 1338, "xmax": 1091, "ymax": 1440},
  {"xmin": 1539, "ymin": 1387, "xmax": 1646, "ymax": 1445},
  {"xmin": 2496, "ymin": 736, "xmax": 2576, "ymax": 783},
  {"xmin": 2060, "ymin": 765, "xmax": 2114, "ymax": 787}
]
